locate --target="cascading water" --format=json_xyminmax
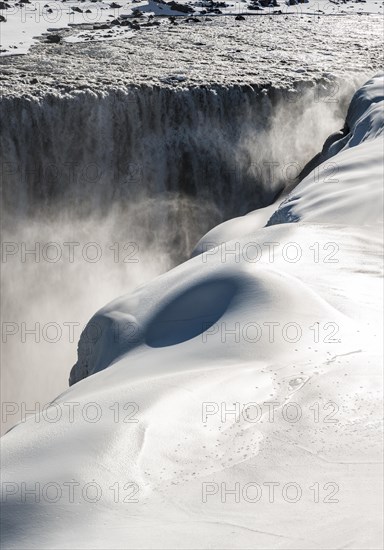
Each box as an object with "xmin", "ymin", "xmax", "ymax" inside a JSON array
[
  {"xmin": 0, "ymin": 79, "xmax": 357, "ymax": 434},
  {"xmin": 1, "ymin": 83, "xmax": 355, "ymax": 218}
]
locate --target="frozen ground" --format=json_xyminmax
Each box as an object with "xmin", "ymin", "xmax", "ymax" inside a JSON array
[
  {"xmin": 1, "ymin": 0, "xmax": 383, "ymax": 57},
  {"xmin": 0, "ymin": 8, "xmax": 383, "ymax": 92}
]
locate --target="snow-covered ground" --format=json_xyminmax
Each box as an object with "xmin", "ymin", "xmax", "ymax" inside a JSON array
[
  {"xmin": 1, "ymin": 12, "xmax": 382, "ymax": 96},
  {"xmin": 1, "ymin": 74, "xmax": 383, "ymax": 549},
  {"xmin": 1, "ymin": 0, "xmax": 383, "ymax": 56}
]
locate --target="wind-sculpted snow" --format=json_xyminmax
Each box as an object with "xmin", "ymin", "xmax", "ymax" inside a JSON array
[
  {"xmin": 267, "ymin": 74, "xmax": 384, "ymax": 226},
  {"xmin": 1, "ymin": 75, "xmax": 382, "ymax": 549}
]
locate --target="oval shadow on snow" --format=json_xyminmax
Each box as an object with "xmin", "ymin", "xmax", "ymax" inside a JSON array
[{"xmin": 145, "ymin": 278, "xmax": 237, "ymax": 348}]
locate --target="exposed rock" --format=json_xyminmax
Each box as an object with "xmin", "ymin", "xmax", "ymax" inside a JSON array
[
  {"xmin": 46, "ymin": 34, "xmax": 61, "ymax": 43},
  {"xmin": 167, "ymin": 1, "xmax": 194, "ymax": 13}
]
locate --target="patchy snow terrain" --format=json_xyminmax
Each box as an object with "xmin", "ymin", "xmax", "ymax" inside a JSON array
[
  {"xmin": 1, "ymin": 7, "xmax": 383, "ymax": 88},
  {"xmin": 1, "ymin": 0, "xmax": 383, "ymax": 56}
]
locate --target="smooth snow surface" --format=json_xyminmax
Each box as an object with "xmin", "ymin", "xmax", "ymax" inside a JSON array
[{"xmin": 1, "ymin": 74, "xmax": 383, "ymax": 549}]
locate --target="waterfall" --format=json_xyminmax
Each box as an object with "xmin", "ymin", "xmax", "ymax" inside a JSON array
[{"xmin": 1, "ymin": 83, "xmax": 354, "ymax": 211}]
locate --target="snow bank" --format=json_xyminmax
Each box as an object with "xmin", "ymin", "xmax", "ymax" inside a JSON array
[
  {"xmin": 1, "ymin": 75, "xmax": 383, "ymax": 549},
  {"xmin": 267, "ymin": 73, "xmax": 384, "ymax": 226},
  {"xmin": 194, "ymin": 73, "xmax": 383, "ymax": 255}
]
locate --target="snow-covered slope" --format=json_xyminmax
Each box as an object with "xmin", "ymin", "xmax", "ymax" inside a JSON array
[
  {"xmin": 1, "ymin": 75, "xmax": 383, "ymax": 549},
  {"xmin": 267, "ymin": 76, "xmax": 384, "ymax": 226}
]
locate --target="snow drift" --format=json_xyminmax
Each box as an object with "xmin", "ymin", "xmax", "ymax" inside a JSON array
[{"xmin": 1, "ymin": 74, "xmax": 383, "ymax": 549}]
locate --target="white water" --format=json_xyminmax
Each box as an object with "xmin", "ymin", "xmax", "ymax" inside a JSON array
[{"xmin": 0, "ymin": 80, "xmax": 358, "ymax": 434}]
